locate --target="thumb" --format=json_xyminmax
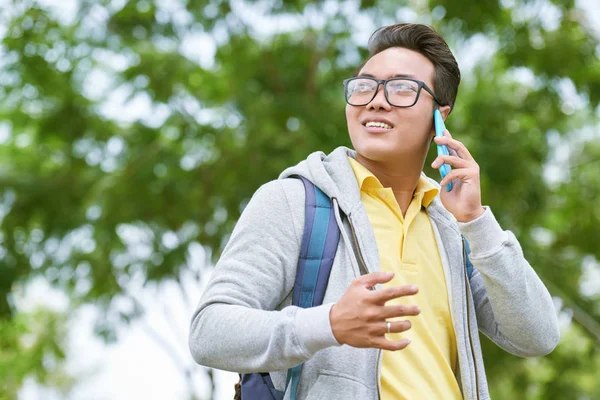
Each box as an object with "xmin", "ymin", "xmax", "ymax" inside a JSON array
[{"xmin": 354, "ymin": 271, "xmax": 394, "ymax": 289}]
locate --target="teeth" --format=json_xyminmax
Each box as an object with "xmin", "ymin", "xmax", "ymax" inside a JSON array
[{"xmin": 365, "ymin": 121, "xmax": 392, "ymax": 129}]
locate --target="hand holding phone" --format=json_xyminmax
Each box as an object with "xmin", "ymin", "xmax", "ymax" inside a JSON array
[{"xmin": 433, "ymin": 109, "xmax": 453, "ymax": 192}]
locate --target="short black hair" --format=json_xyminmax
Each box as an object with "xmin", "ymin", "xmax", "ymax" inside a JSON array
[{"xmin": 362, "ymin": 23, "xmax": 461, "ymax": 110}]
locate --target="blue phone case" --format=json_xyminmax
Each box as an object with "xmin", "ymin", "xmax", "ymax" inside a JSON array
[{"xmin": 434, "ymin": 109, "xmax": 453, "ymax": 192}]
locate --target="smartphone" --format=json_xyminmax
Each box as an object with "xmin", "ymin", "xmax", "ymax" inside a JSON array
[{"xmin": 433, "ymin": 109, "xmax": 453, "ymax": 192}]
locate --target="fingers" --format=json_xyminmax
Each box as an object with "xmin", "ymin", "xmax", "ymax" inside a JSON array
[
  {"xmin": 382, "ymin": 319, "xmax": 413, "ymax": 334},
  {"xmin": 447, "ymin": 141, "xmax": 459, "ymax": 157},
  {"xmin": 370, "ymin": 285, "xmax": 418, "ymax": 304},
  {"xmin": 431, "ymin": 154, "xmax": 470, "ymax": 169},
  {"xmin": 342, "ymin": 274, "xmax": 421, "ymax": 352},
  {"xmin": 372, "ymin": 337, "xmax": 412, "ymax": 351},
  {"xmin": 440, "ymin": 168, "xmax": 478, "ymax": 187},
  {"xmin": 380, "ymin": 303, "xmax": 421, "ymax": 319},
  {"xmin": 375, "ymin": 320, "xmax": 413, "ymax": 351},
  {"xmin": 434, "ymin": 132, "xmax": 474, "ymax": 161},
  {"xmin": 353, "ymin": 271, "xmax": 395, "ymax": 289},
  {"xmin": 374, "ymin": 320, "xmax": 414, "ymax": 350}
]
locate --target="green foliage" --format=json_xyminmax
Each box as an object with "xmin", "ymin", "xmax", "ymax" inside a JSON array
[
  {"xmin": 1, "ymin": 0, "xmax": 600, "ymax": 397},
  {"xmin": 0, "ymin": 307, "xmax": 73, "ymax": 398}
]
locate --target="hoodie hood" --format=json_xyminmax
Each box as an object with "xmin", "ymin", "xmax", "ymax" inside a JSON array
[
  {"xmin": 279, "ymin": 146, "xmax": 361, "ymax": 216},
  {"xmin": 279, "ymin": 146, "xmax": 456, "ymax": 223}
]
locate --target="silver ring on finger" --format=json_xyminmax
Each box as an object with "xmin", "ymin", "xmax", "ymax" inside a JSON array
[{"xmin": 386, "ymin": 321, "xmax": 391, "ymax": 334}]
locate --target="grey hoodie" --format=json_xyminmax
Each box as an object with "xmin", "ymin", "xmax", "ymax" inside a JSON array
[{"xmin": 189, "ymin": 146, "xmax": 560, "ymax": 400}]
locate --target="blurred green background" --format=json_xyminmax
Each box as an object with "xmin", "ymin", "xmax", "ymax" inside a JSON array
[{"xmin": 1, "ymin": 0, "xmax": 600, "ymax": 399}]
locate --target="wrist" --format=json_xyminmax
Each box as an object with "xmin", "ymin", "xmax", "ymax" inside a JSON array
[
  {"xmin": 457, "ymin": 206, "xmax": 485, "ymax": 223},
  {"xmin": 329, "ymin": 304, "xmax": 344, "ymax": 344}
]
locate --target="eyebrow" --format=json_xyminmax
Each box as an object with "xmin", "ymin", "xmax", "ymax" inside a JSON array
[{"xmin": 358, "ymin": 73, "xmax": 419, "ymax": 80}]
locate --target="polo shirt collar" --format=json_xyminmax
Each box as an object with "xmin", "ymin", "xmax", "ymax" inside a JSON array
[{"xmin": 348, "ymin": 157, "xmax": 439, "ymax": 208}]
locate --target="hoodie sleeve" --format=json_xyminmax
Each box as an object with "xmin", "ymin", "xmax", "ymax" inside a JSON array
[
  {"xmin": 458, "ymin": 207, "xmax": 560, "ymax": 357},
  {"xmin": 188, "ymin": 179, "xmax": 341, "ymax": 373}
]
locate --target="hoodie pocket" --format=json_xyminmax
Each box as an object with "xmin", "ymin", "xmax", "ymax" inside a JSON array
[{"xmin": 305, "ymin": 369, "xmax": 376, "ymax": 400}]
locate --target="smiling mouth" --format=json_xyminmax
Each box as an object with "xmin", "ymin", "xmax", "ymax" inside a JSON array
[{"xmin": 364, "ymin": 121, "xmax": 393, "ymax": 129}]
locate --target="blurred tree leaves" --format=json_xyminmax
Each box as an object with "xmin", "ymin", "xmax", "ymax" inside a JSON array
[
  {"xmin": 1, "ymin": 0, "xmax": 600, "ymax": 397},
  {"xmin": 0, "ymin": 307, "xmax": 73, "ymax": 398}
]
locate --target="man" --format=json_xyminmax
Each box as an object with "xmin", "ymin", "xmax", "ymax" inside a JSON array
[{"xmin": 189, "ymin": 23, "xmax": 559, "ymax": 399}]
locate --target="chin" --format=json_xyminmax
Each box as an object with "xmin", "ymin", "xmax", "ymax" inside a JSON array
[{"xmin": 351, "ymin": 136, "xmax": 401, "ymax": 162}]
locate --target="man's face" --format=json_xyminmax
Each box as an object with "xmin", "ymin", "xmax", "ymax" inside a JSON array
[{"xmin": 346, "ymin": 47, "xmax": 439, "ymax": 162}]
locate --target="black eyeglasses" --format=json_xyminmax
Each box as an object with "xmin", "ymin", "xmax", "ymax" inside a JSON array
[{"xmin": 343, "ymin": 77, "xmax": 444, "ymax": 108}]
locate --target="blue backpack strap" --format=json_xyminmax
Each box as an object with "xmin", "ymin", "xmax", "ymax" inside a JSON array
[
  {"xmin": 292, "ymin": 177, "xmax": 340, "ymax": 307},
  {"xmin": 462, "ymin": 235, "xmax": 474, "ymax": 280},
  {"xmin": 239, "ymin": 177, "xmax": 339, "ymax": 400},
  {"xmin": 286, "ymin": 176, "xmax": 340, "ymax": 400}
]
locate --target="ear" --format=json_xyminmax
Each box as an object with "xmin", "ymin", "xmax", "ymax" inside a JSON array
[
  {"xmin": 429, "ymin": 105, "xmax": 452, "ymax": 137},
  {"xmin": 439, "ymin": 105, "xmax": 451, "ymax": 121}
]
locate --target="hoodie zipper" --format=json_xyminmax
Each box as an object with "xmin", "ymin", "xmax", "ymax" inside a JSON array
[
  {"xmin": 348, "ymin": 215, "xmax": 370, "ymax": 276},
  {"xmin": 462, "ymin": 241, "xmax": 480, "ymax": 400},
  {"xmin": 347, "ymin": 215, "xmax": 382, "ymax": 400}
]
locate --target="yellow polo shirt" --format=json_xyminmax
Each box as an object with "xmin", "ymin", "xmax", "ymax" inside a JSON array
[{"xmin": 348, "ymin": 157, "xmax": 462, "ymax": 400}]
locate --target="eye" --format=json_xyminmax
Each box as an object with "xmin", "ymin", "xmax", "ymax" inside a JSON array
[
  {"xmin": 355, "ymin": 83, "xmax": 374, "ymax": 92},
  {"xmin": 389, "ymin": 82, "xmax": 416, "ymax": 93},
  {"xmin": 349, "ymin": 79, "xmax": 376, "ymax": 94}
]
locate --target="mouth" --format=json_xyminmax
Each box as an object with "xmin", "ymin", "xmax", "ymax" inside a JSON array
[
  {"xmin": 362, "ymin": 119, "xmax": 394, "ymax": 132},
  {"xmin": 363, "ymin": 121, "xmax": 393, "ymax": 129}
]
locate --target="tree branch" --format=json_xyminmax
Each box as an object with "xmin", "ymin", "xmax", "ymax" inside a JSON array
[{"xmin": 544, "ymin": 279, "xmax": 600, "ymax": 342}]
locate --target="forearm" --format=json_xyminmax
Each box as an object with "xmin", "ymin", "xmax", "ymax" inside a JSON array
[
  {"xmin": 189, "ymin": 302, "xmax": 339, "ymax": 372},
  {"xmin": 459, "ymin": 208, "xmax": 560, "ymax": 356}
]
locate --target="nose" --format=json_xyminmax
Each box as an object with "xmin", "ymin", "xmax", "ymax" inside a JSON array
[{"xmin": 367, "ymin": 83, "xmax": 391, "ymax": 111}]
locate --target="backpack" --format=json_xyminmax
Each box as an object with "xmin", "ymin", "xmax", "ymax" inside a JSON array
[{"xmin": 234, "ymin": 176, "xmax": 341, "ymax": 400}]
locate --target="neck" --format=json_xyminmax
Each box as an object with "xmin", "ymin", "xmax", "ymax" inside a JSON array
[{"xmin": 355, "ymin": 150, "xmax": 427, "ymax": 216}]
